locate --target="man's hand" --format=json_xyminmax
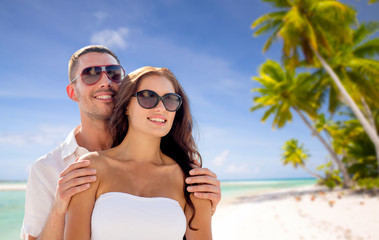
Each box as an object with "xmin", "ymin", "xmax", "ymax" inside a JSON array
[
  {"xmin": 52, "ymin": 159, "xmax": 97, "ymax": 215},
  {"xmin": 186, "ymin": 160, "xmax": 221, "ymax": 215}
]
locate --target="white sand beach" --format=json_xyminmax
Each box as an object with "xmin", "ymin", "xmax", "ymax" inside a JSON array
[
  {"xmin": 213, "ymin": 185, "xmax": 379, "ymax": 240},
  {"xmin": 0, "ymin": 183, "xmax": 26, "ymax": 191}
]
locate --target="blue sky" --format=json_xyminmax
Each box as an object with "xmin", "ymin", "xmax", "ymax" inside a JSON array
[{"xmin": 0, "ymin": 0, "xmax": 377, "ymax": 181}]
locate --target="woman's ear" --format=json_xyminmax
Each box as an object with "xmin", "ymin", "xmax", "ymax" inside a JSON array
[{"xmin": 66, "ymin": 84, "xmax": 78, "ymax": 102}]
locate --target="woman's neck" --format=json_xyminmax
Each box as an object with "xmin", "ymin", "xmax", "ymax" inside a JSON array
[{"xmin": 111, "ymin": 129, "xmax": 164, "ymax": 165}]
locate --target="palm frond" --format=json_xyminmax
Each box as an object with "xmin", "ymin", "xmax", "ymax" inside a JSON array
[
  {"xmin": 348, "ymin": 58, "xmax": 379, "ymax": 78},
  {"xmin": 254, "ymin": 19, "xmax": 282, "ymax": 37},
  {"xmin": 260, "ymin": 60, "xmax": 285, "ymax": 81},
  {"xmin": 261, "ymin": 105, "xmax": 278, "ymax": 122},
  {"xmin": 251, "ymin": 11, "xmax": 286, "ymax": 29},
  {"xmin": 263, "ymin": 27, "xmax": 281, "ymax": 52},
  {"xmin": 353, "ymin": 22, "xmax": 379, "ymax": 46},
  {"xmin": 311, "ymin": 1, "xmax": 356, "ymax": 24},
  {"xmin": 353, "ymin": 38, "xmax": 379, "ymax": 58}
]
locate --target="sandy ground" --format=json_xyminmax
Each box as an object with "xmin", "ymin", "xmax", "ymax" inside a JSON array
[
  {"xmin": 212, "ymin": 185, "xmax": 379, "ymax": 240},
  {"xmin": 0, "ymin": 183, "xmax": 26, "ymax": 191}
]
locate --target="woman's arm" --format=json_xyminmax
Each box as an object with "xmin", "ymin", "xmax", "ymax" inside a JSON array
[
  {"xmin": 64, "ymin": 159, "xmax": 99, "ymax": 240},
  {"xmin": 185, "ymin": 194, "xmax": 212, "ymax": 240}
]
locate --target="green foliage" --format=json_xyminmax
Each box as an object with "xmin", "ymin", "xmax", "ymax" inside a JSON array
[
  {"xmin": 314, "ymin": 21, "xmax": 379, "ymax": 114},
  {"xmin": 252, "ymin": 0, "xmax": 357, "ymax": 67},
  {"xmin": 317, "ymin": 161, "xmax": 342, "ymax": 189},
  {"xmin": 281, "ymin": 139, "xmax": 310, "ymax": 167},
  {"xmin": 251, "ymin": 60, "xmax": 322, "ymax": 129},
  {"xmin": 356, "ymin": 178, "xmax": 379, "ymax": 190},
  {"xmin": 251, "ymin": 0, "xmax": 379, "ymax": 189}
]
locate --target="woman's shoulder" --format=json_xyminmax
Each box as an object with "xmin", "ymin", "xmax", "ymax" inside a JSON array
[
  {"xmin": 78, "ymin": 151, "xmax": 111, "ymax": 172},
  {"xmin": 162, "ymin": 154, "xmax": 186, "ymax": 177}
]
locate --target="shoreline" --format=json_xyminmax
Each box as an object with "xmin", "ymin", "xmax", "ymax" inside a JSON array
[
  {"xmin": 213, "ymin": 185, "xmax": 379, "ymax": 240},
  {"xmin": 0, "ymin": 183, "xmax": 26, "ymax": 191}
]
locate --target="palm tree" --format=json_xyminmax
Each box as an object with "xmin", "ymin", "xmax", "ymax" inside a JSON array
[
  {"xmin": 282, "ymin": 139, "xmax": 323, "ymax": 179},
  {"xmin": 314, "ymin": 21, "xmax": 379, "ymax": 168},
  {"xmin": 252, "ymin": 0, "xmax": 379, "ymax": 171},
  {"xmin": 251, "ymin": 59, "xmax": 353, "ymax": 187}
]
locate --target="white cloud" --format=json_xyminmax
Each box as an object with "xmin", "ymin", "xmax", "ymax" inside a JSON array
[
  {"xmin": 0, "ymin": 125, "xmax": 71, "ymax": 147},
  {"xmin": 225, "ymin": 162, "xmax": 250, "ymax": 174},
  {"xmin": 90, "ymin": 28, "xmax": 129, "ymax": 50},
  {"xmin": 213, "ymin": 149, "xmax": 229, "ymax": 166},
  {"xmin": 93, "ymin": 11, "xmax": 108, "ymax": 24}
]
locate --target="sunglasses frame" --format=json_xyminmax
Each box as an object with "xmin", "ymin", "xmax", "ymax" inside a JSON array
[
  {"xmin": 70, "ymin": 64, "xmax": 125, "ymax": 85},
  {"xmin": 134, "ymin": 90, "xmax": 183, "ymax": 112}
]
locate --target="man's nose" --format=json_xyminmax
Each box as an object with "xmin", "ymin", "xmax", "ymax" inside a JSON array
[{"xmin": 98, "ymin": 71, "xmax": 112, "ymax": 87}]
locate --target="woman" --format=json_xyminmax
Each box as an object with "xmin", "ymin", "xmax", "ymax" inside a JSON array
[{"xmin": 64, "ymin": 66, "xmax": 212, "ymax": 240}]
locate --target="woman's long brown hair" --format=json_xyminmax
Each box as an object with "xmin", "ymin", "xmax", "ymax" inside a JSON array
[{"xmin": 108, "ymin": 66, "xmax": 201, "ymax": 231}]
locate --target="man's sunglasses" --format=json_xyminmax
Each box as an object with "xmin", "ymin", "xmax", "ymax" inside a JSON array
[
  {"xmin": 70, "ymin": 65, "xmax": 125, "ymax": 85},
  {"xmin": 134, "ymin": 90, "xmax": 182, "ymax": 112}
]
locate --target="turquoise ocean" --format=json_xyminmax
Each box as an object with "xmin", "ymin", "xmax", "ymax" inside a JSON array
[{"xmin": 0, "ymin": 178, "xmax": 315, "ymax": 240}]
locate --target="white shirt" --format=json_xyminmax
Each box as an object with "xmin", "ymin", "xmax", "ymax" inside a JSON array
[{"xmin": 20, "ymin": 126, "xmax": 89, "ymax": 239}]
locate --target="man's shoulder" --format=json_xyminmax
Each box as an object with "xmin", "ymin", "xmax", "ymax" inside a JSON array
[{"xmin": 32, "ymin": 142, "xmax": 67, "ymax": 170}]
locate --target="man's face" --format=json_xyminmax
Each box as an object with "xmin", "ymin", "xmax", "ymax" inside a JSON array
[{"xmin": 72, "ymin": 52, "xmax": 121, "ymax": 121}]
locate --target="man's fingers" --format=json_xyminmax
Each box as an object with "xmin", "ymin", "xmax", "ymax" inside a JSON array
[
  {"xmin": 193, "ymin": 192, "xmax": 219, "ymax": 202},
  {"xmin": 189, "ymin": 168, "xmax": 217, "ymax": 178},
  {"xmin": 187, "ymin": 184, "xmax": 219, "ymax": 194},
  {"xmin": 58, "ymin": 167, "xmax": 96, "ymax": 186},
  {"xmin": 59, "ymin": 160, "xmax": 91, "ymax": 177},
  {"xmin": 62, "ymin": 183, "xmax": 91, "ymax": 199},
  {"xmin": 185, "ymin": 175, "xmax": 220, "ymax": 186},
  {"xmin": 60, "ymin": 175, "xmax": 96, "ymax": 192}
]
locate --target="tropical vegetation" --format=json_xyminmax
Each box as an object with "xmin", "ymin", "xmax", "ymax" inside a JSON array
[{"xmin": 250, "ymin": 0, "xmax": 379, "ymax": 189}]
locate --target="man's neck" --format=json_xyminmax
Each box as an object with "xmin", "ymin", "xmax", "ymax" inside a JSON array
[{"xmin": 75, "ymin": 119, "xmax": 112, "ymax": 152}]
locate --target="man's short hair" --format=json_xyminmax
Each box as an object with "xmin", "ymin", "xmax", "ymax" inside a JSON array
[{"xmin": 68, "ymin": 45, "xmax": 120, "ymax": 83}]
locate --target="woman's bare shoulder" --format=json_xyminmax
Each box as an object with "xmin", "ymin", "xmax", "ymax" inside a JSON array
[{"xmin": 79, "ymin": 151, "xmax": 107, "ymax": 167}]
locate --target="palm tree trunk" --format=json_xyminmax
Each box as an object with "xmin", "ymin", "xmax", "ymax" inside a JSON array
[
  {"xmin": 361, "ymin": 97, "xmax": 377, "ymax": 131},
  {"xmin": 294, "ymin": 108, "xmax": 353, "ymax": 188},
  {"xmin": 312, "ymin": 47, "xmax": 379, "ymax": 173},
  {"xmin": 360, "ymin": 97, "xmax": 379, "ymax": 169},
  {"xmin": 301, "ymin": 165, "xmax": 323, "ymax": 180}
]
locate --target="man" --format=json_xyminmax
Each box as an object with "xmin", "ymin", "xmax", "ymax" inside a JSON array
[{"xmin": 21, "ymin": 45, "xmax": 221, "ymax": 240}]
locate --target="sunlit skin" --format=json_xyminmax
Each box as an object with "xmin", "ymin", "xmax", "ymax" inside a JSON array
[
  {"xmin": 126, "ymin": 75, "xmax": 177, "ymax": 139},
  {"xmin": 64, "ymin": 75, "xmax": 212, "ymax": 240},
  {"xmin": 66, "ymin": 52, "xmax": 120, "ymax": 152}
]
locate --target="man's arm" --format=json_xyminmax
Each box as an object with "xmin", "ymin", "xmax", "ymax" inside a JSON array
[
  {"xmin": 25, "ymin": 160, "xmax": 96, "ymax": 240},
  {"xmin": 185, "ymin": 161, "xmax": 221, "ymax": 215}
]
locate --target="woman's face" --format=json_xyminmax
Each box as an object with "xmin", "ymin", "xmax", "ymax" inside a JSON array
[{"xmin": 126, "ymin": 74, "xmax": 177, "ymax": 138}]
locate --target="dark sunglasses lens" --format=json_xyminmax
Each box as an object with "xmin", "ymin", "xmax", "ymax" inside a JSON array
[
  {"xmin": 137, "ymin": 91, "xmax": 158, "ymax": 109},
  {"xmin": 106, "ymin": 65, "xmax": 124, "ymax": 82},
  {"xmin": 163, "ymin": 94, "xmax": 181, "ymax": 111},
  {"xmin": 82, "ymin": 67, "xmax": 102, "ymax": 85}
]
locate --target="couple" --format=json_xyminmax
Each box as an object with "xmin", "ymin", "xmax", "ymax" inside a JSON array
[{"xmin": 21, "ymin": 45, "xmax": 220, "ymax": 240}]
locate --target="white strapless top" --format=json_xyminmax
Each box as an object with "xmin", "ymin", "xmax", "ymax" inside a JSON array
[{"xmin": 91, "ymin": 192, "xmax": 187, "ymax": 240}]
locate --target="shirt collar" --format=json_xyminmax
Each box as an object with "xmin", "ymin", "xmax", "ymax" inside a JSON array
[{"xmin": 61, "ymin": 125, "xmax": 83, "ymax": 161}]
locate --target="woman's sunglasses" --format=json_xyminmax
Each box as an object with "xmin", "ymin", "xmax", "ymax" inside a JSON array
[
  {"xmin": 134, "ymin": 90, "xmax": 182, "ymax": 112},
  {"xmin": 70, "ymin": 65, "xmax": 125, "ymax": 85}
]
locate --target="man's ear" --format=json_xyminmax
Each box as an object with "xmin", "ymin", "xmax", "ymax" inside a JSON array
[{"xmin": 66, "ymin": 84, "xmax": 78, "ymax": 102}]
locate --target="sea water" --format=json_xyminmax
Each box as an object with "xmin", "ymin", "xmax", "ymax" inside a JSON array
[
  {"xmin": 221, "ymin": 178, "xmax": 316, "ymax": 201},
  {"xmin": 0, "ymin": 190, "xmax": 25, "ymax": 240},
  {"xmin": 0, "ymin": 179, "xmax": 316, "ymax": 240}
]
